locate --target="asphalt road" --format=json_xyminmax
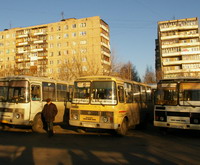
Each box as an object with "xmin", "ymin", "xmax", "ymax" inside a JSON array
[{"xmin": 0, "ymin": 124, "xmax": 200, "ymax": 165}]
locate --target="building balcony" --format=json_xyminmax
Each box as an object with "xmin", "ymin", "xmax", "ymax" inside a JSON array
[
  {"xmin": 160, "ymin": 25, "xmax": 198, "ymax": 32},
  {"xmin": 16, "ymin": 59, "xmax": 24, "ymax": 62},
  {"xmin": 33, "ymin": 32, "xmax": 46, "ymax": 36},
  {"xmin": 100, "ymin": 33, "xmax": 109, "ymax": 41},
  {"xmin": 162, "ymin": 50, "xmax": 200, "ymax": 57},
  {"xmin": 31, "ymin": 48, "xmax": 45, "ymax": 52},
  {"xmin": 16, "ymin": 50, "xmax": 28, "ymax": 54},
  {"xmin": 101, "ymin": 50, "xmax": 110, "ymax": 57},
  {"xmin": 101, "ymin": 60, "xmax": 111, "ymax": 65},
  {"xmin": 161, "ymin": 33, "xmax": 199, "ymax": 40},
  {"xmin": 17, "ymin": 34, "xmax": 29, "ymax": 38},
  {"xmin": 33, "ymin": 40, "xmax": 45, "ymax": 44},
  {"xmin": 16, "ymin": 42, "xmax": 29, "ymax": 46},
  {"xmin": 101, "ymin": 42, "xmax": 110, "ymax": 49},
  {"xmin": 100, "ymin": 25, "xmax": 109, "ymax": 32},
  {"xmin": 161, "ymin": 42, "xmax": 200, "ymax": 48},
  {"xmin": 164, "ymin": 68, "xmax": 200, "ymax": 74},
  {"xmin": 163, "ymin": 59, "xmax": 200, "ymax": 66}
]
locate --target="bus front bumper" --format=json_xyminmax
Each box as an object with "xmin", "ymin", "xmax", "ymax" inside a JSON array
[
  {"xmin": 154, "ymin": 121, "xmax": 200, "ymax": 130},
  {"xmin": 69, "ymin": 120, "xmax": 119, "ymax": 130}
]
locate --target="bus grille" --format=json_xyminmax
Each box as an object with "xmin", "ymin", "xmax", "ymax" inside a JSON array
[{"xmin": 80, "ymin": 111, "xmax": 99, "ymax": 116}]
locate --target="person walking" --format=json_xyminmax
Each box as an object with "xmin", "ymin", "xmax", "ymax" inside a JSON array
[{"xmin": 42, "ymin": 98, "xmax": 58, "ymax": 137}]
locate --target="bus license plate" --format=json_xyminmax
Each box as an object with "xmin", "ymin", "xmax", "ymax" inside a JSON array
[
  {"xmin": 82, "ymin": 122, "xmax": 96, "ymax": 128},
  {"xmin": 80, "ymin": 115, "xmax": 99, "ymax": 122}
]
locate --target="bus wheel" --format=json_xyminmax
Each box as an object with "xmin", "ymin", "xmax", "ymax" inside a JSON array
[
  {"xmin": 117, "ymin": 118, "xmax": 128, "ymax": 136},
  {"xmin": 32, "ymin": 113, "xmax": 45, "ymax": 133}
]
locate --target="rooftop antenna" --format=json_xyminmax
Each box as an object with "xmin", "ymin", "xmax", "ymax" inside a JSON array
[
  {"xmin": 9, "ymin": 21, "xmax": 12, "ymax": 29},
  {"xmin": 61, "ymin": 11, "xmax": 64, "ymax": 20}
]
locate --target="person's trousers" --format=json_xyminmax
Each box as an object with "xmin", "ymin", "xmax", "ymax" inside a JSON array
[{"xmin": 47, "ymin": 121, "xmax": 54, "ymax": 137}]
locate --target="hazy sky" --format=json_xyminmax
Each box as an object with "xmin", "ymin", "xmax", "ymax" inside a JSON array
[{"xmin": 0, "ymin": 0, "xmax": 200, "ymax": 78}]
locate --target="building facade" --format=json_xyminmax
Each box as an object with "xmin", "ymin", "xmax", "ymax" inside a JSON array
[
  {"xmin": 156, "ymin": 17, "xmax": 200, "ymax": 79},
  {"xmin": 0, "ymin": 16, "xmax": 111, "ymax": 80}
]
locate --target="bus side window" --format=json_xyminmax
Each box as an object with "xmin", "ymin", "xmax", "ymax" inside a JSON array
[
  {"xmin": 31, "ymin": 85, "xmax": 41, "ymax": 101},
  {"xmin": 42, "ymin": 82, "xmax": 56, "ymax": 101},
  {"xmin": 133, "ymin": 84, "xmax": 140, "ymax": 103},
  {"xmin": 57, "ymin": 84, "xmax": 67, "ymax": 101},
  {"xmin": 141, "ymin": 86, "xmax": 147, "ymax": 103},
  {"xmin": 118, "ymin": 86, "xmax": 124, "ymax": 103},
  {"xmin": 124, "ymin": 83, "xmax": 133, "ymax": 103}
]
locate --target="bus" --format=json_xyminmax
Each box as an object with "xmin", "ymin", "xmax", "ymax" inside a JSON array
[
  {"xmin": 0, "ymin": 76, "xmax": 73, "ymax": 132},
  {"xmin": 154, "ymin": 78, "xmax": 200, "ymax": 130},
  {"xmin": 69, "ymin": 76, "xmax": 152, "ymax": 135}
]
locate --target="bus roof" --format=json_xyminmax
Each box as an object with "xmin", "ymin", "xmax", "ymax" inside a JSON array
[
  {"xmin": 0, "ymin": 76, "xmax": 71, "ymax": 84},
  {"xmin": 75, "ymin": 76, "xmax": 150, "ymax": 87}
]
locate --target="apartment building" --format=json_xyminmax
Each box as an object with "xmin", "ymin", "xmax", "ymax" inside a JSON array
[
  {"xmin": 0, "ymin": 16, "xmax": 111, "ymax": 80},
  {"xmin": 156, "ymin": 17, "xmax": 200, "ymax": 79}
]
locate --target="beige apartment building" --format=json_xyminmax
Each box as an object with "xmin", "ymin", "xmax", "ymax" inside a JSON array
[
  {"xmin": 156, "ymin": 17, "xmax": 200, "ymax": 79},
  {"xmin": 0, "ymin": 16, "xmax": 111, "ymax": 80}
]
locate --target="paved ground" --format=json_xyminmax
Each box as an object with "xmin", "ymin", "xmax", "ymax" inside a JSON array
[{"xmin": 0, "ymin": 124, "xmax": 200, "ymax": 165}]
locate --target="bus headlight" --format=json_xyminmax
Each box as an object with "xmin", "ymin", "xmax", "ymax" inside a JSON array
[
  {"xmin": 193, "ymin": 119, "xmax": 199, "ymax": 124},
  {"xmin": 101, "ymin": 112, "xmax": 113, "ymax": 123},
  {"xmin": 102, "ymin": 117, "xmax": 108, "ymax": 123},
  {"xmin": 15, "ymin": 114, "xmax": 20, "ymax": 119},
  {"xmin": 71, "ymin": 110, "xmax": 79, "ymax": 120}
]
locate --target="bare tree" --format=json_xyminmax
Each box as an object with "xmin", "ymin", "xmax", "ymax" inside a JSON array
[
  {"xmin": 118, "ymin": 61, "xmax": 141, "ymax": 82},
  {"xmin": 155, "ymin": 68, "xmax": 163, "ymax": 82},
  {"xmin": 143, "ymin": 65, "xmax": 156, "ymax": 83},
  {"xmin": 0, "ymin": 64, "xmax": 15, "ymax": 77},
  {"xmin": 108, "ymin": 50, "xmax": 123, "ymax": 76},
  {"xmin": 58, "ymin": 54, "xmax": 102, "ymax": 82}
]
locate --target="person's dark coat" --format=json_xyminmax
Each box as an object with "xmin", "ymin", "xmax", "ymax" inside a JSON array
[{"xmin": 42, "ymin": 103, "xmax": 58, "ymax": 122}]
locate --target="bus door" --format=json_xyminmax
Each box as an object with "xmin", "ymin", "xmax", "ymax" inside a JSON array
[{"xmin": 30, "ymin": 84, "xmax": 43, "ymax": 120}]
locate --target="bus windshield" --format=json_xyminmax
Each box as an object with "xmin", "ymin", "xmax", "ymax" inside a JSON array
[
  {"xmin": 179, "ymin": 82, "xmax": 200, "ymax": 106},
  {"xmin": 155, "ymin": 83, "xmax": 178, "ymax": 105},
  {"xmin": 0, "ymin": 81, "xmax": 9, "ymax": 102},
  {"xmin": 91, "ymin": 81, "xmax": 117, "ymax": 105},
  {"xmin": 0, "ymin": 80, "xmax": 29, "ymax": 103},
  {"xmin": 72, "ymin": 81, "xmax": 117, "ymax": 105},
  {"xmin": 73, "ymin": 81, "xmax": 91, "ymax": 104}
]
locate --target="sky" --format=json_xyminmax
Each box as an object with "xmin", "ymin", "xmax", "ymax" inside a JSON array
[{"xmin": 0, "ymin": 0, "xmax": 200, "ymax": 79}]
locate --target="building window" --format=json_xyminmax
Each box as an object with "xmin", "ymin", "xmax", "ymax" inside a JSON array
[
  {"xmin": 49, "ymin": 35, "xmax": 53, "ymax": 40},
  {"xmin": 64, "ymin": 25, "xmax": 68, "ymax": 30},
  {"xmin": 82, "ymin": 57, "xmax": 87, "ymax": 62},
  {"xmin": 72, "ymin": 24, "xmax": 76, "ymax": 28},
  {"xmin": 57, "ymin": 26, "xmax": 61, "ymax": 31},
  {"xmin": 57, "ymin": 34, "xmax": 61, "ymax": 39},
  {"xmin": 58, "ymin": 51, "xmax": 61, "ymax": 56},
  {"xmin": 57, "ymin": 60, "xmax": 61, "ymax": 64},
  {"xmin": 49, "ymin": 43, "xmax": 54, "ymax": 48},
  {"xmin": 57, "ymin": 43, "xmax": 61, "ymax": 48},
  {"xmin": 72, "ymin": 32, "xmax": 76, "ymax": 37},
  {"xmin": 64, "ymin": 33, "xmax": 68, "ymax": 38},
  {"xmin": 80, "ymin": 31, "xmax": 87, "ymax": 36},
  {"xmin": 80, "ymin": 23, "xmax": 86, "ymax": 27},
  {"xmin": 80, "ymin": 49, "xmax": 87, "ymax": 53},
  {"xmin": 6, "ymin": 49, "xmax": 10, "ymax": 54},
  {"xmin": 80, "ymin": 40, "xmax": 87, "ymax": 45},
  {"xmin": 64, "ymin": 50, "xmax": 68, "ymax": 55},
  {"xmin": 72, "ymin": 41, "xmax": 76, "ymax": 46},
  {"xmin": 82, "ymin": 66, "xmax": 87, "ymax": 71},
  {"xmin": 50, "ymin": 52, "xmax": 54, "ymax": 56},
  {"xmin": 50, "ymin": 61, "xmax": 54, "ymax": 65},
  {"xmin": 72, "ymin": 50, "xmax": 76, "ymax": 54}
]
